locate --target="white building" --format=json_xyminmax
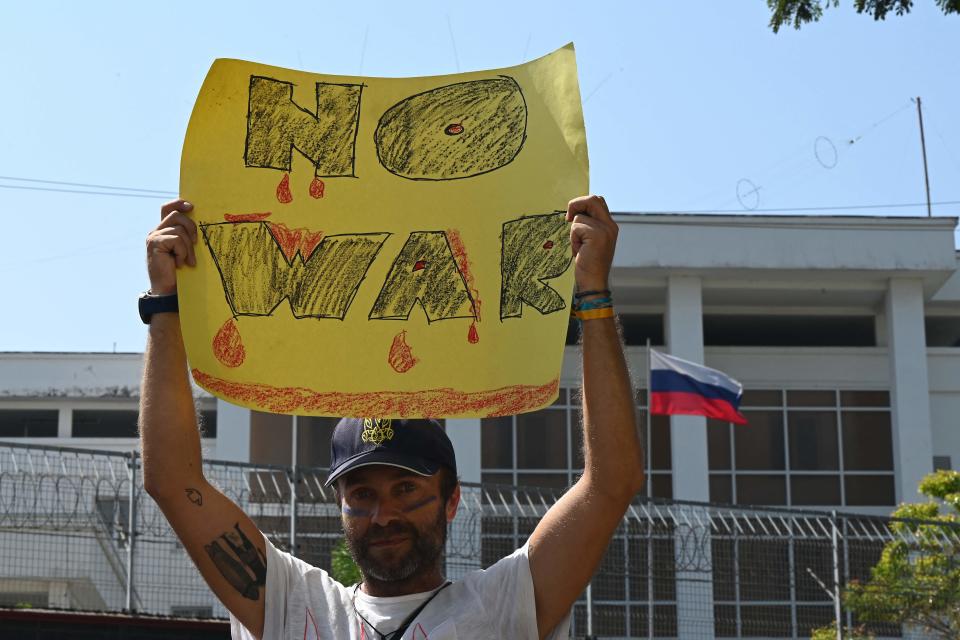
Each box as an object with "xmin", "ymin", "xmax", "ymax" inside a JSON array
[{"xmin": 2, "ymin": 213, "xmax": 958, "ymax": 515}]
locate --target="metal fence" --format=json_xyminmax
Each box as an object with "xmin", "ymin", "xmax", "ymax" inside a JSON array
[{"xmin": 1, "ymin": 441, "xmax": 958, "ymax": 639}]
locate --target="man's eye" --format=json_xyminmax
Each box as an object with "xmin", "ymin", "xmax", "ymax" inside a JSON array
[
  {"xmin": 399, "ymin": 482, "xmax": 417, "ymax": 494},
  {"xmin": 352, "ymin": 489, "xmax": 374, "ymax": 501}
]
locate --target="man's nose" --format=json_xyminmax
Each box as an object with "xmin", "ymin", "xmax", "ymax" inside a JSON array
[{"xmin": 369, "ymin": 497, "xmax": 403, "ymax": 526}]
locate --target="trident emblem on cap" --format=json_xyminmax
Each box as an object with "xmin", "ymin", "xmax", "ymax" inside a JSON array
[{"xmin": 361, "ymin": 418, "xmax": 394, "ymax": 446}]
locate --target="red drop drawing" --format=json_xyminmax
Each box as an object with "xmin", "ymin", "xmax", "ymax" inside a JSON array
[
  {"xmin": 309, "ymin": 177, "xmax": 325, "ymax": 199},
  {"xmin": 212, "ymin": 319, "xmax": 246, "ymax": 368},
  {"xmin": 276, "ymin": 173, "xmax": 293, "ymax": 204},
  {"xmin": 468, "ymin": 321, "xmax": 479, "ymax": 344},
  {"xmin": 388, "ymin": 331, "xmax": 418, "ymax": 373},
  {"xmin": 543, "ymin": 240, "xmax": 554, "ymax": 250},
  {"xmin": 413, "ymin": 260, "xmax": 427, "ymax": 271}
]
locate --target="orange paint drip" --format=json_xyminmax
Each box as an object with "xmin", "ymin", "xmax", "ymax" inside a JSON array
[
  {"xmin": 276, "ymin": 173, "xmax": 293, "ymax": 203},
  {"xmin": 447, "ymin": 229, "xmax": 482, "ymax": 343},
  {"xmin": 224, "ymin": 212, "xmax": 272, "ymax": 222},
  {"xmin": 388, "ymin": 331, "xmax": 418, "ymax": 373},
  {"xmin": 309, "ymin": 177, "xmax": 325, "ymax": 199},
  {"xmin": 212, "ymin": 319, "xmax": 245, "ymax": 368},
  {"xmin": 266, "ymin": 222, "xmax": 324, "ymax": 262}
]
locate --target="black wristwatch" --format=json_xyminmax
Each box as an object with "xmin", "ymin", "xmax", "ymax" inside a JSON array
[{"xmin": 139, "ymin": 291, "xmax": 179, "ymax": 324}]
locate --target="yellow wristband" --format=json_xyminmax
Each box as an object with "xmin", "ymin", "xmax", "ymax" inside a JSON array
[{"xmin": 575, "ymin": 307, "xmax": 615, "ymax": 320}]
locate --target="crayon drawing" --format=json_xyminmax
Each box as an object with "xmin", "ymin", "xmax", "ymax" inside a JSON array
[{"xmin": 178, "ymin": 44, "xmax": 588, "ymax": 417}]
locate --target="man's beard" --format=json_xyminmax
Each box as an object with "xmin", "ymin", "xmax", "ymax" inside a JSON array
[{"xmin": 346, "ymin": 502, "xmax": 447, "ymax": 583}]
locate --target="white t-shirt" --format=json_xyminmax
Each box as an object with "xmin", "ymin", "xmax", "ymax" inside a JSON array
[{"xmin": 230, "ymin": 537, "xmax": 571, "ymax": 640}]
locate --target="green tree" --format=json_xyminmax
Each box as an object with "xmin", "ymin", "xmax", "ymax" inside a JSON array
[
  {"xmin": 810, "ymin": 624, "xmax": 873, "ymax": 639},
  {"xmin": 768, "ymin": 0, "xmax": 960, "ymax": 32},
  {"xmin": 810, "ymin": 470, "xmax": 960, "ymax": 639},
  {"xmin": 330, "ymin": 538, "xmax": 362, "ymax": 587}
]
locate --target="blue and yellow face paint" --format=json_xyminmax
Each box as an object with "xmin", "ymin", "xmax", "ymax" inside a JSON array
[{"xmin": 342, "ymin": 494, "xmax": 438, "ymax": 519}]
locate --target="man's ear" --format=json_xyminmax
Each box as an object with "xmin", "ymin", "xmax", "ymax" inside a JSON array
[{"xmin": 445, "ymin": 483, "xmax": 461, "ymax": 522}]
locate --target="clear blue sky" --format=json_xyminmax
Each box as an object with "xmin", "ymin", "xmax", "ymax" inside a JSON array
[{"xmin": 0, "ymin": 1, "xmax": 957, "ymax": 352}]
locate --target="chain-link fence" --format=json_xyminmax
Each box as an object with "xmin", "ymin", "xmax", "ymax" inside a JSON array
[{"xmin": 1, "ymin": 441, "xmax": 958, "ymax": 638}]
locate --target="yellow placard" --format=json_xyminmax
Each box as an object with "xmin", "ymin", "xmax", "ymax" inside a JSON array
[{"xmin": 179, "ymin": 44, "xmax": 588, "ymax": 418}]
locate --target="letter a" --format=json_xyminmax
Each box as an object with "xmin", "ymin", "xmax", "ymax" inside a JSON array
[{"xmin": 370, "ymin": 232, "xmax": 476, "ymax": 322}]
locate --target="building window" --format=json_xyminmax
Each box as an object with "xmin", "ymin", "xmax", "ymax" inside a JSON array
[
  {"xmin": 480, "ymin": 388, "xmax": 672, "ymax": 498},
  {"xmin": 170, "ymin": 605, "xmax": 214, "ymax": 617},
  {"xmin": 566, "ymin": 314, "xmax": 665, "ymax": 346},
  {"xmin": 703, "ymin": 315, "xmax": 876, "ymax": 347},
  {"xmin": 708, "ymin": 390, "xmax": 895, "ymax": 506},
  {"xmin": 72, "ymin": 410, "xmax": 139, "ymax": 438},
  {"xmin": 0, "ymin": 410, "xmax": 58, "ymax": 437},
  {"xmin": 198, "ymin": 409, "xmax": 218, "ymax": 438},
  {"xmin": 926, "ymin": 315, "xmax": 960, "ymax": 347}
]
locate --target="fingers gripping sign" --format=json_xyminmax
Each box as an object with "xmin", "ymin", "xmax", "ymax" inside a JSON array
[
  {"xmin": 566, "ymin": 195, "xmax": 618, "ymax": 292},
  {"xmin": 147, "ymin": 199, "xmax": 199, "ymax": 295}
]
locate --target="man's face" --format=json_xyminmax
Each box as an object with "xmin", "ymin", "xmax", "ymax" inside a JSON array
[{"xmin": 338, "ymin": 466, "xmax": 459, "ymax": 583}]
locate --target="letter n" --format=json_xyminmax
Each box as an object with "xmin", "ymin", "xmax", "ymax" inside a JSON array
[
  {"xmin": 244, "ymin": 76, "xmax": 363, "ymax": 177},
  {"xmin": 500, "ymin": 213, "xmax": 572, "ymax": 319}
]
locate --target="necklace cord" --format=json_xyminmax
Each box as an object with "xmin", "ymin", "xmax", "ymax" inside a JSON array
[{"xmin": 353, "ymin": 581, "xmax": 451, "ymax": 640}]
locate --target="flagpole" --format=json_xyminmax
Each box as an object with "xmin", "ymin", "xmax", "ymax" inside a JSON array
[
  {"xmin": 645, "ymin": 337, "xmax": 654, "ymax": 640},
  {"xmin": 645, "ymin": 338, "xmax": 652, "ymax": 467}
]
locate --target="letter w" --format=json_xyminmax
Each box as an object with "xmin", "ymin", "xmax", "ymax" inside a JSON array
[{"xmin": 201, "ymin": 222, "xmax": 389, "ymax": 319}]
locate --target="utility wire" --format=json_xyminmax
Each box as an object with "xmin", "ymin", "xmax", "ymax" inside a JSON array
[
  {"xmin": 1, "ymin": 174, "xmax": 957, "ymax": 215},
  {"xmin": 0, "ymin": 183, "xmax": 172, "ymax": 199},
  {"xmin": 619, "ymin": 200, "xmax": 960, "ymax": 215},
  {"xmin": 446, "ymin": 15, "xmax": 460, "ymax": 73},
  {"xmin": 0, "ymin": 174, "xmax": 175, "ymax": 195},
  {"xmin": 847, "ymin": 100, "xmax": 914, "ymax": 146},
  {"xmin": 922, "ymin": 107, "xmax": 960, "ymax": 177}
]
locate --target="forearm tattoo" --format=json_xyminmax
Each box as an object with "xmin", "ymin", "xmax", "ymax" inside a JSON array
[
  {"xmin": 185, "ymin": 488, "xmax": 203, "ymax": 506},
  {"xmin": 204, "ymin": 523, "xmax": 267, "ymax": 600}
]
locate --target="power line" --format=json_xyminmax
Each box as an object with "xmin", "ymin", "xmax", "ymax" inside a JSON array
[
  {"xmin": 1, "ymin": 174, "xmax": 957, "ymax": 215},
  {"xmin": 620, "ymin": 200, "xmax": 960, "ymax": 215},
  {"xmin": 0, "ymin": 183, "xmax": 172, "ymax": 199},
  {"xmin": 0, "ymin": 174, "xmax": 175, "ymax": 195}
]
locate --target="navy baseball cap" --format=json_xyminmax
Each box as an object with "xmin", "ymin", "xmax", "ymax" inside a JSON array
[{"xmin": 324, "ymin": 418, "xmax": 457, "ymax": 487}]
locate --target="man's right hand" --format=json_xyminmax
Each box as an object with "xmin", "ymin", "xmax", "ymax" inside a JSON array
[
  {"xmin": 146, "ymin": 199, "xmax": 198, "ymax": 295},
  {"xmin": 140, "ymin": 198, "xmax": 268, "ymax": 638}
]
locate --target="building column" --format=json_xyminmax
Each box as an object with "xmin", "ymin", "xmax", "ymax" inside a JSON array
[
  {"xmin": 445, "ymin": 418, "xmax": 482, "ymax": 579},
  {"xmin": 57, "ymin": 407, "xmax": 72, "ymax": 438},
  {"xmin": 885, "ymin": 278, "xmax": 934, "ymax": 502},
  {"xmin": 666, "ymin": 276, "xmax": 710, "ymax": 502},
  {"xmin": 666, "ymin": 275, "xmax": 714, "ymax": 638},
  {"xmin": 214, "ymin": 399, "xmax": 251, "ymax": 462}
]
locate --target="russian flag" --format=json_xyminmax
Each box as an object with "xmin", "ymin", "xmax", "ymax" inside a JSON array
[{"xmin": 649, "ymin": 349, "xmax": 747, "ymax": 425}]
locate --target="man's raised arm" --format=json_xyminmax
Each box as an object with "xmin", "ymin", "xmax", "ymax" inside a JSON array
[
  {"xmin": 527, "ymin": 195, "xmax": 645, "ymax": 639},
  {"xmin": 139, "ymin": 200, "xmax": 266, "ymax": 638}
]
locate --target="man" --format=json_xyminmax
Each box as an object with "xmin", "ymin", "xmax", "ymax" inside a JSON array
[{"xmin": 139, "ymin": 194, "xmax": 644, "ymax": 639}]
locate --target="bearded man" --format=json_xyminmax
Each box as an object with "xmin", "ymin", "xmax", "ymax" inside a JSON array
[{"xmin": 139, "ymin": 194, "xmax": 644, "ymax": 639}]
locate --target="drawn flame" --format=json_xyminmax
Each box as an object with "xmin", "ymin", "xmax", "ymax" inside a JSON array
[
  {"xmin": 447, "ymin": 229, "xmax": 481, "ymax": 345},
  {"xmin": 266, "ymin": 222, "xmax": 324, "ymax": 262},
  {"xmin": 212, "ymin": 319, "xmax": 245, "ymax": 368},
  {"xmin": 276, "ymin": 172, "xmax": 293, "ymax": 203},
  {"xmin": 388, "ymin": 331, "xmax": 418, "ymax": 373}
]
